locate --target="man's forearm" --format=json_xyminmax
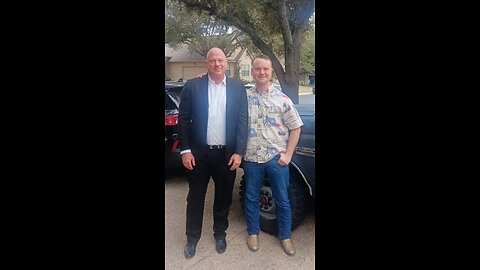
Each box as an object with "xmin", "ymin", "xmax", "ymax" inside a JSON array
[{"xmin": 285, "ymin": 128, "xmax": 301, "ymax": 156}]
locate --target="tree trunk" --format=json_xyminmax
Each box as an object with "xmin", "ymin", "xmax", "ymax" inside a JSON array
[
  {"xmin": 286, "ymin": 28, "xmax": 304, "ymax": 105},
  {"xmin": 279, "ymin": 76, "xmax": 299, "ymax": 104},
  {"xmin": 281, "ymin": 44, "xmax": 300, "ymax": 104}
]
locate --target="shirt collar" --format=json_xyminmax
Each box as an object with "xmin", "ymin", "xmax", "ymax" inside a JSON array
[
  {"xmin": 253, "ymin": 83, "xmax": 273, "ymax": 95},
  {"xmin": 208, "ymin": 75, "xmax": 226, "ymax": 86}
]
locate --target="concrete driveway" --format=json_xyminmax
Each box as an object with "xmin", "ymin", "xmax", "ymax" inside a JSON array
[{"xmin": 165, "ymin": 168, "xmax": 315, "ymax": 270}]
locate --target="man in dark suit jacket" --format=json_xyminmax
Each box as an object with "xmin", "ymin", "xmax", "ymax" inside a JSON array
[{"xmin": 177, "ymin": 47, "xmax": 248, "ymax": 259}]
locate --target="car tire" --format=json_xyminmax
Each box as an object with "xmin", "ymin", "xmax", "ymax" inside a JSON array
[{"xmin": 239, "ymin": 168, "xmax": 310, "ymax": 236}]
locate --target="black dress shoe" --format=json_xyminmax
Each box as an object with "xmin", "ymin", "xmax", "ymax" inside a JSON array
[
  {"xmin": 215, "ymin": 238, "xmax": 227, "ymax": 254},
  {"xmin": 184, "ymin": 241, "xmax": 197, "ymax": 259}
]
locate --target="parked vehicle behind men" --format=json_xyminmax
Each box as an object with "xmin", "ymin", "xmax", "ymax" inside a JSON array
[{"xmin": 165, "ymin": 81, "xmax": 184, "ymax": 169}]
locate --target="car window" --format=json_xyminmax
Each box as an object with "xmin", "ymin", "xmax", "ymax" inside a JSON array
[
  {"xmin": 167, "ymin": 88, "xmax": 182, "ymax": 106},
  {"xmin": 165, "ymin": 86, "xmax": 183, "ymax": 111}
]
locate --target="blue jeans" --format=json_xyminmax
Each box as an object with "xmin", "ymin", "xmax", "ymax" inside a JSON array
[{"xmin": 243, "ymin": 155, "xmax": 292, "ymax": 240}]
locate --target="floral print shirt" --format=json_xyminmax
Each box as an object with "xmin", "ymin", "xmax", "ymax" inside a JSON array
[{"xmin": 244, "ymin": 84, "xmax": 303, "ymax": 163}]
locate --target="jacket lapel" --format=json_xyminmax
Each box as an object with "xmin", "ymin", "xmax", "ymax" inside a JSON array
[
  {"xmin": 225, "ymin": 77, "xmax": 231, "ymax": 123},
  {"xmin": 201, "ymin": 77, "xmax": 209, "ymax": 141}
]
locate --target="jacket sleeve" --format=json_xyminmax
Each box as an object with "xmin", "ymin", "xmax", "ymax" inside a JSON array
[
  {"xmin": 235, "ymin": 84, "xmax": 248, "ymax": 156},
  {"xmin": 177, "ymin": 82, "xmax": 192, "ymax": 151}
]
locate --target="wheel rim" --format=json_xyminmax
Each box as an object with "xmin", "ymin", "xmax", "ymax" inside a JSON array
[{"xmin": 259, "ymin": 185, "xmax": 276, "ymax": 218}]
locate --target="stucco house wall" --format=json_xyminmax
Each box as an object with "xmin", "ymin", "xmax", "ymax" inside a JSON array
[{"xmin": 165, "ymin": 45, "xmax": 253, "ymax": 82}]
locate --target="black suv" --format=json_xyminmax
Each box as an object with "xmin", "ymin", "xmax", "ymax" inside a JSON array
[
  {"xmin": 239, "ymin": 103, "xmax": 315, "ymax": 235},
  {"xmin": 165, "ymin": 82, "xmax": 184, "ymax": 168}
]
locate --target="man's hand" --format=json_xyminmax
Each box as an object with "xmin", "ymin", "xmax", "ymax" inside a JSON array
[
  {"xmin": 278, "ymin": 152, "xmax": 292, "ymax": 166},
  {"xmin": 228, "ymin": 153, "xmax": 242, "ymax": 171},
  {"xmin": 182, "ymin": 152, "xmax": 196, "ymax": 170}
]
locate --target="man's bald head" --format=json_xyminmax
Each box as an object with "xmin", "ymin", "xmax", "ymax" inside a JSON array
[
  {"xmin": 205, "ymin": 47, "xmax": 228, "ymax": 83},
  {"xmin": 206, "ymin": 47, "xmax": 226, "ymax": 59}
]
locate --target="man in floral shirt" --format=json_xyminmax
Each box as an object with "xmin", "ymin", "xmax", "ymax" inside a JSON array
[{"xmin": 243, "ymin": 55, "xmax": 303, "ymax": 256}]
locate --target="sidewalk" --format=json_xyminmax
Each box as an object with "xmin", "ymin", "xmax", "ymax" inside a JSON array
[{"xmin": 299, "ymin": 85, "xmax": 313, "ymax": 95}]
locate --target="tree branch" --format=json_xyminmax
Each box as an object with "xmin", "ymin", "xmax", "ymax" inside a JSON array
[{"xmin": 277, "ymin": 0, "xmax": 293, "ymax": 49}]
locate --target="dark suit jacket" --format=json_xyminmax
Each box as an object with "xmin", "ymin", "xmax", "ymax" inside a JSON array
[{"xmin": 177, "ymin": 75, "xmax": 248, "ymax": 161}]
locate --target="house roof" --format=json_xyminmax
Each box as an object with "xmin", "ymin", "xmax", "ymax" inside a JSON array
[{"xmin": 165, "ymin": 44, "xmax": 248, "ymax": 62}]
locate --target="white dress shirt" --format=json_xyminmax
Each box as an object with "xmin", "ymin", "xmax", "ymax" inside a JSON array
[{"xmin": 206, "ymin": 75, "xmax": 227, "ymax": 145}]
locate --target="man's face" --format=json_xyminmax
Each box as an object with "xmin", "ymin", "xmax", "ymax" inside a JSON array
[
  {"xmin": 206, "ymin": 49, "xmax": 227, "ymax": 78},
  {"xmin": 251, "ymin": 58, "xmax": 273, "ymax": 84}
]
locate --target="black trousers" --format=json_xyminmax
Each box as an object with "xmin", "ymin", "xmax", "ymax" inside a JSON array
[{"xmin": 185, "ymin": 148, "xmax": 236, "ymax": 243}]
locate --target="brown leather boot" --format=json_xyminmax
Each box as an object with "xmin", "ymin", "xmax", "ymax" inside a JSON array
[
  {"xmin": 281, "ymin": 239, "xmax": 296, "ymax": 255},
  {"xmin": 247, "ymin": 234, "xmax": 259, "ymax": 251}
]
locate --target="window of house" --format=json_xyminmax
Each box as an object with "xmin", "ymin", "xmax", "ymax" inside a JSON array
[
  {"xmin": 226, "ymin": 63, "xmax": 231, "ymax": 77},
  {"xmin": 241, "ymin": 65, "xmax": 250, "ymax": 76}
]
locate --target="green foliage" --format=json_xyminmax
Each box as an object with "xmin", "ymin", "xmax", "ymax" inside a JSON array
[
  {"xmin": 166, "ymin": 0, "xmax": 253, "ymax": 57},
  {"xmin": 168, "ymin": 0, "xmax": 287, "ymax": 57},
  {"xmin": 171, "ymin": 0, "xmax": 315, "ymax": 104},
  {"xmin": 300, "ymin": 16, "xmax": 315, "ymax": 74},
  {"xmin": 167, "ymin": 0, "xmax": 314, "ymax": 63}
]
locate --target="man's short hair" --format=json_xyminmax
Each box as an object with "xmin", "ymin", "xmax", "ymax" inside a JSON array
[{"xmin": 251, "ymin": 54, "xmax": 271, "ymax": 66}]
